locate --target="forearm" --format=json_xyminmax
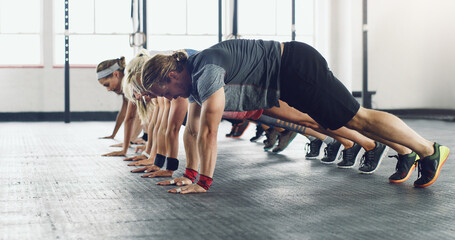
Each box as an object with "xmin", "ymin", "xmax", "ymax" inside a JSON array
[
  {"xmin": 130, "ymin": 117, "xmax": 143, "ymax": 141},
  {"xmin": 144, "ymin": 118, "xmax": 154, "ymax": 154},
  {"xmin": 166, "ymin": 124, "xmax": 180, "ymax": 158},
  {"xmin": 197, "ymin": 129, "xmax": 218, "ymax": 177},
  {"xmin": 122, "ymin": 117, "xmax": 134, "ymax": 152},
  {"xmin": 112, "ymin": 100, "xmax": 128, "ymax": 137},
  {"xmin": 183, "ymin": 126, "xmax": 199, "ymax": 171}
]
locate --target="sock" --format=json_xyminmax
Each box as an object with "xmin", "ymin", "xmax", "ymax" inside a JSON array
[{"xmin": 323, "ymin": 136, "xmax": 335, "ymax": 145}]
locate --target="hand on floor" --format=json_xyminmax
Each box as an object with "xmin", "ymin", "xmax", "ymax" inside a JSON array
[
  {"xmin": 130, "ymin": 165, "xmax": 159, "ymax": 173},
  {"xmin": 102, "ymin": 150, "xmax": 126, "ymax": 157},
  {"xmin": 142, "ymin": 170, "xmax": 173, "ymax": 178},
  {"xmin": 123, "ymin": 154, "xmax": 147, "ymax": 161},
  {"xmin": 168, "ymin": 184, "xmax": 206, "ymax": 194},
  {"xmin": 157, "ymin": 177, "xmax": 192, "ymax": 186}
]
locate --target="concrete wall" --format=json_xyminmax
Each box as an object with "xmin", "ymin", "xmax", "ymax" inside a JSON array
[{"xmin": 1, "ymin": 0, "xmax": 454, "ymax": 115}]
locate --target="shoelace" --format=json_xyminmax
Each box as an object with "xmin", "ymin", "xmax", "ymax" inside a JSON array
[
  {"xmin": 342, "ymin": 147, "xmax": 354, "ymax": 162},
  {"xmin": 359, "ymin": 148, "xmax": 376, "ymax": 167},
  {"xmin": 325, "ymin": 142, "xmax": 338, "ymax": 158},
  {"xmin": 308, "ymin": 140, "xmax": 321, "ymax": 154},
  {"xmin": 390, "ymin": 154, "xmax": 418, "ymax": 174}
]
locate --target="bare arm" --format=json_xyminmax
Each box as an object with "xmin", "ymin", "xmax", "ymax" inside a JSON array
[
  {"xmin": 166, "ymin": 89, "xmax": 225, "ymax": 193},
  {"xmin": 121, "ymin": 102, "xmax": 137, "ymax": 153},
  {"xmin": 157, "ymin": 100, "xmax": 201, "ymax": 186},
  {"xmin": 107, "ymin": 97, "xmax": 128, "ymax": 138},
  {"xmin": 184, "ymin": 102, "xmax": 202, "ymax": 171},
  {"xmin": 197, "ymin": 88, "xmax": 225, "ymax": 177},
  {"xmin": 102, "ymin": 101, "xmax": 136, "ymax": 156},
  {"xmin": 166, "ymin": 98, "xmax": 189, "ymax": 158}
]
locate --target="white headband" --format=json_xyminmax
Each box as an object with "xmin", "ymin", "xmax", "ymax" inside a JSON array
[{"xmin": 97, "ymin": 62, "xmax": 120, "ymax": 79}]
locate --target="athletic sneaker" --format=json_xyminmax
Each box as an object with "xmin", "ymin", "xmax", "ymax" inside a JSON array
[
  {"xmin": 263, "ymin": 128, "xmax": 279, "ymax": 150},
  {"xmin": 250, "ymin": 124, "xmax": 265, "ymax": 142},
  {"xmin": 320, "ymin": 140, "xmax": 344, "ymax": 164},
  {"xmin": 305, "ymin": 139, "xmax": 324, "ymax": 159},
  {"xmin": 389, "ymin": 152, "xmax": 419, "ymax": 183},
  {"xmin": 358, "ymin": 142, "xmax": 389, "ymax": 174},
  {"xmin": 337, "ymin": 143, "xmax": 362, "ymax": 168},
  {"xmin": 229, "ymin": 120, "xmax": 250, "ymax": 139},
  {"xmin": 272, "ymin": 130, "xmax": 298, "ymax": 153},
  {"xmin": 414, "ymin": 143, "xmax": 450, "ymax": 188}
]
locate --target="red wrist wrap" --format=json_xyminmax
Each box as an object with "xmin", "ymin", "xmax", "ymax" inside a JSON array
[
  {"xmin": 183, "ymin": 168, "xmax": 198, "ymax": 183},
  {"xmin": 197, "ymin": 174, "xmax": 213, "ymax": 190}
]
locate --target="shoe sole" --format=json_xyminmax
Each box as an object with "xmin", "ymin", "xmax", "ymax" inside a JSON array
[
  {"xmin": 272, "ymin": 133, "xmax": 298, "ymax": 153},
  {"xmin": 389, "ymin": 164, "xmax": 416, "ymax": 183},
  {"xmin": 414, "ymin": 146, "xmax": 450, "ymax": 188},
  {"xmin": 358, "ymin": 146, "xmax": 390, "ymax": 174},
  {"xmin": 320, "ymin": 146, "xmax": 344, "ymax": 164}
]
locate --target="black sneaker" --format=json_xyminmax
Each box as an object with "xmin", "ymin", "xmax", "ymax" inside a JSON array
[
  {"xmin": 358, "ymin": 142, "xmax": 389, "ymax": 174},
  {"xmin": 320, "ymin": 140, "xmax": 343, "ymax": 164},
  {"xmin": 389, "ymin": 152, "xmax": 419, "ymax": 183},
  {"xmin": 225, "ymin": 123, "xmax": 236, "ymax": 137},
  {"xmin": 250, "ymin": 124, "xmax": 265, "ymax": 142},
  {"xmin": 414, "ymin": 143, "xmax": 450, "ymax": 188},
  {"xmin": 305, "ymin": 139, "xmax": 324, "ymax": 159},
  {"xmin": 263, "ymin": 128, "xmax": 279, "ymax": 150},
  {"xmin": 337, "ymin": 143, "xmax": 362, "ymax": 168}
]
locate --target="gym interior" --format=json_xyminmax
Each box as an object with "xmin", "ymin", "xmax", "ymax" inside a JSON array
[{"xmin": 1, "ymin": 0, "xmax": 455, "ymax": 239}]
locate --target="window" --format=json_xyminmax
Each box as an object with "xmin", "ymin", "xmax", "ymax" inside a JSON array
[
  {"xmin": 0, "ymin": 0, "xmax": 41, "ymax": 65},
  {"xmin": 53, "ymin": 0, "xmax": 134, "ymax": 66},
  {"xmin": 238, "ymin": 0, "xmax": 314, "ymax": 45},
  {"xmin": 148, "ymin": 0, "xmax": 220, "ymax": 51}
]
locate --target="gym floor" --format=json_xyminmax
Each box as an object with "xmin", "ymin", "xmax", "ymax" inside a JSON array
[{"xmin": 1, "ymin": 119, "xmax": 455, "ymax": 239}]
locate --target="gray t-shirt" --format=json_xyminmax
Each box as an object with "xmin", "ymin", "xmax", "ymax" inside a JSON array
[{"xmin": 187, "ymin": 39, "xmax": 281, "ymax": 111}]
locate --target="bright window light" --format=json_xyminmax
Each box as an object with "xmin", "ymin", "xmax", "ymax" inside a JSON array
[{"xmin": 0, "ymin": 0, "xmax": 41, "ymax": 65}]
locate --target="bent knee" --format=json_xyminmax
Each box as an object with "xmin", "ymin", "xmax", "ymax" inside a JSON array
[{"xmin": 346, "ymin": 107, "xmax": 372, "ymax": 130}]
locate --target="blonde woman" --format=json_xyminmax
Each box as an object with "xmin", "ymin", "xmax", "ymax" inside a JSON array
[
  {"xmin": 124, "ymin": 49, "xmax": 197, "ymax": 179},
  {"xmin": 96, "ymin": 57, "xmax": 145, "ymax": 156}
]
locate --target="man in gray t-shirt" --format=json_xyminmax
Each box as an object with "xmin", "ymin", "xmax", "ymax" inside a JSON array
[{"xmin": 187, "ymin": 39, "xmax": 282, "ymax": 112}]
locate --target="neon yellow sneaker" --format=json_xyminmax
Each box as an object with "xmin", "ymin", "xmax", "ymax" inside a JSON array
[{"xmin": 414, "ymin": 143, "xmax": 450, "ymax": 188}]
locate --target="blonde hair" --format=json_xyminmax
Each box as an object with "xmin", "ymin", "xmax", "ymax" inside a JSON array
[
  {"xmin": 96, "ymin": 56, "xmax": 126, "ymax": 78},
  {"xmin": 122, "ymin": 50, "xmax": 154, "ymax": 123},
  {"xmin": 141, "ymin": 50, "xmax": 188, "ymax": 92}
]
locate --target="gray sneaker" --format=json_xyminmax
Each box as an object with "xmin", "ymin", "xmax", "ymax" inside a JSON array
[
  {"xmin": 272, "ymin": 130, "xmax": 298, "ymax": 153},
  {"xmin": 320, "ymin": 140, "xmax": 344, "ymax": 164},
  {"xmin": 263, "ymin": 128, "xmax": 279, "ymax": 150},
  {"xmin": 305, "ymin": 139, "xmax": 324, "ymax": 159},
  {"xmin": 358, "ymin": 142, "xmax": 389, "ymax": 174}
]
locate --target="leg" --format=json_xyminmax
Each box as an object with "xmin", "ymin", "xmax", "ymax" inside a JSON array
[{"xmin": 346, "ymin": 107, "xmax": 433, "ymax": 158}]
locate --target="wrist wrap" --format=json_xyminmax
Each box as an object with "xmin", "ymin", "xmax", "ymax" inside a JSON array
[
  {"xmin": 183, "ymin": 168, "xmax": 198, "ymax": 183},
  {"xmin": 197, "ymin": 174, "xmax": 213, "ymax": 190},
  {"xmin": 166, "ymin": 157, "xmax": 179, "ymax": 171},
  {"xmin": 153, "ymin": 154, "xmax": 166, "ymax": 168}
]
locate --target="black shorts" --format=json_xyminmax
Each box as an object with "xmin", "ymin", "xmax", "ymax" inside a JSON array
[{"xmin": 279, "ymin": 41, "xmax": 360, "ymax": 130}]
